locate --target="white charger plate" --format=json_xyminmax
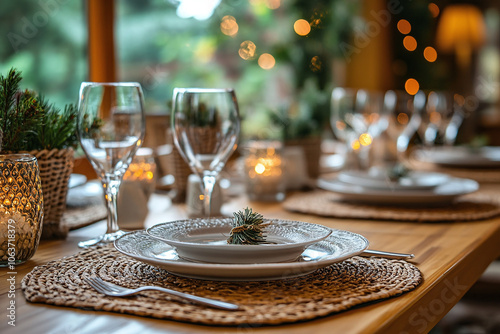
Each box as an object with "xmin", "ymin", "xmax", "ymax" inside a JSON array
[
  {"xmin": 318, "ymin": 177, "xmax": 479, "ymax": 205},
  {"xmin": 146, "ymin": 218, "xmax": 332, "ymax": 264},
  {"xmin": 414, "ymin": 146, "xmax": 500, "ymax": 168},
  {"xmin": 114, "ymin": 230, "xmax": 369, "ymax": 281},
  {"xmin": 338, "ymin": 170, "xmax": 449, "ymax": 190}
]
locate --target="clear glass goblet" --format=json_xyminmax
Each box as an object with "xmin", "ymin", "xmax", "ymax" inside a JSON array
[
  {"xmin": 383, "ymin": 90, "xmax": 422, "ymax": 163},
  {"xmin": 415, "ymin": 91, "xmax": 450, "ymax": 146},
  {"xmin": 330, "ymin": 87, "xmax": 385, "ymax": 170},
  {"xmin": 77, "ymin": 82, "xmax": 145, "ymax": 248},
  {"xmin": 171, "ymin": 88, "xmax": 240, "ymax": 217}
]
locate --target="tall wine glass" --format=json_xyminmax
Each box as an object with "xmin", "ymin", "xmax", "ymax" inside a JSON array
[
  {"xmin": 383, "ymin": 90, "xmax": 422, "ymax": 163},
  {"xmin": 77, "ymin": 82, "xmax": 145, "ymax": 247},
  {"xmin": 171, "ymin": 88, "xmax": 240, "ymax": 217},
  {"xmin": 330, "ymin": 87, "xmax": 385, "ymax": 170}
]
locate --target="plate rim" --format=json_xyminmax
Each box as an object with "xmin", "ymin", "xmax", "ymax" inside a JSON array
[
  {"xmin": 113, "ymin": 229, "xmax": 369, "ymax": 280},
  {"xmin": 317, "ymin": 177, "xmax": 479, "ymax": 204},
  {"xmin": 414, "ymin": 146, "xmax": 500, "ymax": 167},
  {"xmin": 337, "ymin": 170, "xmax": 450, "ymax": 190}
]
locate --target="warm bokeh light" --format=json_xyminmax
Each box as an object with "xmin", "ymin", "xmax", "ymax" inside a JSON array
[
  {"xmin": 428, "ymin": 3, "xmax": 440, "ymax": 18},
  {"xmin": 359, "ymin": 133, "xmax": 373, "ymax": 146},
  {"xmin": 351, "ymin": 140, "xmax": 361, "ymax": 151},
  {"xmin": 266, "ymin": 0, "xmax": 280, "ymax": 10},
  {"xmin": 239, "ymin": 40, "xmax": 256, "ymax": 60},
  {"xmin": 336, "ymin": 121, "xmax": 346, "ymax": 131},
  {"xmin": 310, "ymin": 18, "xmax": 322, "ymax": 29},
  {"xmin": 397, "ymin": 19, "xmax": 411, "ymax": 34},
  {"xmin": 124, "ymin": 162, "xmax": 155, "ymax": 181},
  {"xmin": 220, "ymin": 15, "xmax": 238, "ymax": 36},
  {"xmin": 310, "ymin": 56, "xmax": 322, "ymax": 72},
  {"xmin": 423, "ymin": 46, "xmax": 437, "ymax": 62},
  {"xmin": 405, "ymin": 78, "xmax": 419, "ymax": 95},
  {"xmin": 255, "ymin": 163, "xmax": 266, "ymax": 174},
  {"xmin": 294, "ymin": 19, "xmax": 311, "ymax": 36},
  {"xmin": 258, "ymin": 53, "xmax": 275, "ymax": 69},
  {"xmin": 366, "ymin": 113, "xmax": 380, "ymax": 124},
  {"xmin": 403, "ymin": 36, "xmax": 417, "ymax": 51},
  {"xmin": 430, "ymin": 111, "xmax": 441, "ymax": 124},
  {"xmin": 454, "ymin": 93, "xmax": 465, "ymax": 107},
  {"xmin": 397, "ymin": 113, "xmax": 409, "ymax": 125}
]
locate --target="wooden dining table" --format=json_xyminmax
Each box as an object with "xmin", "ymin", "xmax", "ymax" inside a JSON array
[{"xmin": 2, "ymin": 184, "xmax": 500, "ymax": 334}]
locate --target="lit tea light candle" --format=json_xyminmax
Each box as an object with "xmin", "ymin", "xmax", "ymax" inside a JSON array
[{"xmin": 244, "ymin": 141, "xmax": 285, "ymax": 202}]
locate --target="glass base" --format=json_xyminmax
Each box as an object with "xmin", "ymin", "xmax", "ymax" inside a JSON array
[{"xmin": 78, "ymin": 230, "xmax": 126, "ymax": 248}]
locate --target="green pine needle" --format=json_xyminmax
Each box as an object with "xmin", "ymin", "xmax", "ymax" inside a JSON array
[
  {"xmin": 0, "ymin": 68, "xmax": 78, "ymax": 153},
  {"xmin": 227, "ymin": 208, "xmax": 269, "ymax": 245}
]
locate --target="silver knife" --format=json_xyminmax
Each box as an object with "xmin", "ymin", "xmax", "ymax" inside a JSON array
[{"xmin": 360, "ymin": 249, "xmax": 415, "ymax": 259}]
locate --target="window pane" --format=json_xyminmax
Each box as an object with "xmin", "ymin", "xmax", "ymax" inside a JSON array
[
  {"xmin": 0, "ymin": 0, "xmax": 87, "ymax": 106},
  {"xmin": 116, "ymin": 0, "xmax": 294, "ymax": 114}
]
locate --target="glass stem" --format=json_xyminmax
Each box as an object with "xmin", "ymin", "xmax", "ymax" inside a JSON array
[
  {"xmin": 102, "ymin": 175, "xmax": 121, "ymax": 234},
  {"xmin": 202, "ymin": 174, "xmax": 216, "ymax": 217}
]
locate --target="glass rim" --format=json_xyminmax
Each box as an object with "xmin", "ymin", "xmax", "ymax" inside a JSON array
[
  {"xmin": 80, "ymin": 82, "xmax": 142, "ymax": 87},
  {"xmin": 0, "ymin": 153, "xmax": 37, "ymax": 162},
  {"xmin": 173, "ymin": 87, "xmax": 234, "ymax": 94}
]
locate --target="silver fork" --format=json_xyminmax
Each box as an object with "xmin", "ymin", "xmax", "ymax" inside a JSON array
[{"xmin": 83, "ymin": 276, "xmax": 240, "ymax": 311}]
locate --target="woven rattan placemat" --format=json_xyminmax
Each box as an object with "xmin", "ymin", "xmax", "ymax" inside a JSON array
[
  {"xmin": 22, "ymin": 246, "xmax": 421, "ymax": 326},
  {"xmin": 283, "ymin": 190, "xmax": 500, "ymax": 222}
]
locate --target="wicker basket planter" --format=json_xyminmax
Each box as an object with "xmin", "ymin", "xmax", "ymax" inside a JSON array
[
  {"xmin": 30, "ymin": 148, "xmax": 74, "ymax": 239},
  {"xmin": 166, "ymin": 127, "xmax": 218, "ymax": 203}
]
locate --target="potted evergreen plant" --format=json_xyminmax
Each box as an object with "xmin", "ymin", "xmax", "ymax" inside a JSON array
[{"xmin": 0, "ymin": 68, "xmax": 78, "ymax": 239}]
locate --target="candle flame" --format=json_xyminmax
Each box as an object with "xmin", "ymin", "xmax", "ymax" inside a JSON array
[{"xmin": 255, "ymin": 163, "xmax": 266, "ymax": 174}]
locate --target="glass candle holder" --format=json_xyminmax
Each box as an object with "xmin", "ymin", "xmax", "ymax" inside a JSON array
[
  {"xmin": 243, "ymin": 140, "xmax": 286, "ymax": 202},
  {"xmin": 118, "ymin": 148, "xmax": 157, "ymax": 230},
  {"xmin": 0, "ymin": 154, "xmax": 44, "ymax": 267}
]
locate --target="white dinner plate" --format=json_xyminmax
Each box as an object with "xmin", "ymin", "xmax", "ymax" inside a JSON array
[
  {"xmin": 114, "ymin": 230, "xmax": 369, "ymax": 281},
  {"xmin": 414, "ymin": 146, "xmax": 500, "ymax": 168},
  {"xmin": 146, "ymin": 218, "xmax": 332, "ymax": 264},
  {"xmin": 338, "ymin": 170, "xmax": 449, "ymax": 190},
  {"xmin": 317, "ymin": 177, "xmax": 479, "ymax": 205}
]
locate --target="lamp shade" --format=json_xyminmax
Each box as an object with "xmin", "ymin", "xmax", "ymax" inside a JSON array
[{"xmin": 436, "ymin": 4, "xmax": 486, "ymax": 67}]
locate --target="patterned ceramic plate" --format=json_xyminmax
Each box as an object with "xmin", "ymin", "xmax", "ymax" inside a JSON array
[
  {"xmin": 318, "ymin": 177, "xmax": 479, "ymax": 205},
  {"xmin": 414, "ymin": 146, "xmax": 500, "ymax": 168},
  {"xmin": 114, "ymin": 230, "xmax": 369, "ymax": 281},
  {"xmin": 146, "ymin": 218, "xmax": 332, "ymax": 264}
]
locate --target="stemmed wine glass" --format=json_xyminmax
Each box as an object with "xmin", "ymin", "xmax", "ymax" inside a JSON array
[
  {"xmin": 382, "ymin": 90, "xmax": 423, "ymax": 164},
  {"xmin": 171, "ymin": 88, "xmax": 240, "ymax": 217},
  {"xmin": 77, "ymin": 82, "xmax": 145, "ymax": 248},
  {"xmin": 330, "ymin": 87, "xmax": 385, "ymax": 170}
]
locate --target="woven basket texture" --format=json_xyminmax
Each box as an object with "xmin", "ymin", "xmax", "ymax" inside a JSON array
[
  {"xmin": 30, "ymin": 148, "xmax": 74, "ymax": 239},
  {"xmin": 167, "ymin": 127, "xmax": 218, "ymax": 203}
]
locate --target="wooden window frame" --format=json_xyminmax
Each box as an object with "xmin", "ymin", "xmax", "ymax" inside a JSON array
[{"xmin": 88, "ymin": 0, "xmax": 116, "ymax": 82}]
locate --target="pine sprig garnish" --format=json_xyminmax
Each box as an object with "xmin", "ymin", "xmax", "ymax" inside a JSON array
[{"xmin": 227, "ymin": 208, "xmax": 270, "ymax": 245}]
